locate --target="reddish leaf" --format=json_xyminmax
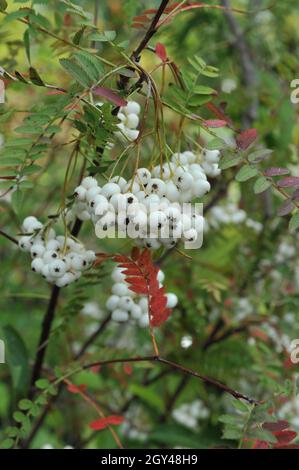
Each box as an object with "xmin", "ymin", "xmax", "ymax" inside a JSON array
[
  {"xmin": 90, "ymin": 415, "xmax": 124, "ymax": 431},
  {"xmin": 236, "ymin": 128, "xmax": 257, "ymax": 150},
  {"xmin": 93, "ymin": 87, "xmax": 127, "ymax": 107},
  {"xmin": 155, "ymin": 43, "xmax": 167, "ymax": 62},
  {"xmin": 253, "ymin": 440, "xmax": 270, "ymax": 449},
  {"xmin": 128, "ymin": 284, "xmax": 148, "ymax": 295},
  {"xmin": 132, "ymin": 15, "xmax": 149, "ymax": 22},
  {"xmin": 205, "ymin": 102, "xmax": 233, "ymax": 126},
  {"xmin": 277, "ymin": 176, "xmax": 299, "ymax": 188},
  {"xmin": 113, "ymin": 248, "xmax": 173, "ymax": 327},
  {"xmin": 132, "ymin": 23, "xmax": 146, "ymax": 29},
  {"xmin": 107, "ymin": 415, "xmax": 124, "ymax": 426},
  {"xmin": 277, "ymin": 199, "xmax": 295, "ymax": 216},
  {"xmin": 123, "ymin": 364, "xmax": 133, "ymax": 375},
  {"xmin": 143, "ymin": 8, "xmax": 158, "ymax": 14},
  {"xmin": 46, "ymin": 90, "xmax": 66, "ymax": 95},
  {"xmin": 202, "ymin": 119, "xmax": 227, "ymax": 128},
  {"xmin": 67, "ymin": 383, "xmax": 87, "ymax": 394},
  {"xmin": 264, "ymin": 167, "xmax": 289, "ymax": 177},
  {"xmin": 126, "ymin": 277, "xmax": 147, "ymax": 287},
  {"xmin": 274, "ymin": 430, "xmax": 297, "ymax": 444},
  {"xmin": 263, "ymin": 420, "xmax": 289, "ymax": 433}
]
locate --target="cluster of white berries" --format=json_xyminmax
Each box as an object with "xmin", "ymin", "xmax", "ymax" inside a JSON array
[
  {"xmin": 115, "ymin": 101, "xmax": 141, "ymax": 142},
  {"xmin": 275, "ymin": 241, "xmax": 295, "ymax": 264},
  {"xmin": 172, "ymin": 400, "xmax": 210, "ymax": 430},
  {"xmin": 18, "ymin": 216, "xmax": 95, "ymax": 287},
  {"xmin": 105, "ymin": 266, "xmax": 178, "ymax": 327},
  {"xmin": 208, "ymin": 202, "xmax": 262, "ymax": 232},
  {"xmin": 72, "ymin": 149, "xmax": 213, "ymax": 250},
  {"xmin": 200, "ymin": 148, "xmax": 222, "ymax": 177}
]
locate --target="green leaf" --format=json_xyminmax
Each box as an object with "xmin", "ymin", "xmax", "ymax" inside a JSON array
[
  {"xmin": 18, "ymin": 399, "xmax": 33, "ymax": 410},
  {"xmin": 2, "ymin": 325, "xmax": 29, "ymax": 397},
  {"xmin": 248, "ymin": 148, "xmax": 273, "ymax": 163},
  {"xmin": 13, "ymin": 411, "xmax": 26, "ymax": 423},
  {"xmin": 289, "ymin": 211, "xmax": 299, "ymax": 231},
  {"xmin": 222, "ymin": 428, "xmax": 242, "ymax": 440},
  {"xmin": 235, "ymin": 165, "xmax": 258, "ymax": 182},
  {"xmin": 128, "ymin": 383, "xmax": 164, "ymax": 412},
  {"xmin": 253, "ymin": 176, "xmax": 272, "ymax": 194},
  {"xmin": 23, "ymin": 29, "xmax": 31, "ymax": 64},
  {"xmin": 1, "ymin": 439, "xmax": 14, "ymax": 449},
  {"xmin": 29, "ymin": 67, "xmax": 44, "ymax": 86},
  {"xmin": 219, "ymin": 414, "xmax": 244, "ymax": 425},
  {"xmin": 193, "ymin": 85, "xmax": 216, "ymax": 95},
  {"xmin": 219, "ymin": 154, "xmax": 242, "ymax": 170},
  {"xmin": 0, "ymin": 0, "xmax": 7, "ymax": 11},
  {"xmin": 0, "ymin": 157, "xmax": 23, "ymax": 165},
  {"xmin": 59, "ymin": 58, "xmax": 91, "ymax": 88},
  {"xmin": 73, "ymin": 52, "xmax": 103, "ymax": 83},
  {"xmin": 35, "ymin": 378, "xmax": 50, "ymax": 389},
  {"xmin": 73, "ymin": 26, "xmax": 86, "ymax": 45},
  {"xmin": 89, "ymin": 30, "xmax": 116, "ymax": 42},
  {"xmin": 11, "ymin": 188, "xmax": 23, "ymax": 213}
]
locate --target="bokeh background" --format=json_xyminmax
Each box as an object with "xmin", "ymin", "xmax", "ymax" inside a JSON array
[{"xmin": 1, "ymin": 0, "xmax": 299, "ymax": 449}]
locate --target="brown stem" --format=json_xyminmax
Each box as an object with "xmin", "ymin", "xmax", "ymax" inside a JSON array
[
  {"xmin": 84, "ymin": 355, "xmax": 259, "ymax": 405},
  {"xmin": 0, "ymin": 229, "xmax": 18, "ymax": 245},
  {"xmin": 132, "ymin": 0, "xmax": 170, "ymax": 61}
]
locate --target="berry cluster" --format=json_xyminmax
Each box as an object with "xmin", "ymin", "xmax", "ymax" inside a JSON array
[
  {"xmin": 172, "ymin": 400, "xmax": 210, "ymax": 430},
  {"xmin": 18, "ymin": 216, "xmax": 95, "ymax": 287},
  {"xmin": 208, "ymin": 202, "xmax": 262, "ymax": 232},
  {"xmin": 72, "ymin": 148, "xmax": 211, "ymax": 250},
  {"xmin": 200, "ymin": 148, "xmax": 221, "ymax": 177},
  {"xmin": 105, "ymin": 266, "xmax": 178, "ymax": 327},
  {"xmin": 115, "ymin": 101, "xmax": 141, "ymax": 142}
]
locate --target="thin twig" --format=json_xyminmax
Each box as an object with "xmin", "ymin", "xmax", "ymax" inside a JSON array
[
  {"xmin": 83, "ymin": 355, "xmax": 259, "ymax": 405},
  {"xmin": 0, "ymin": 229, "xmax": 18, "ymax": 245}
]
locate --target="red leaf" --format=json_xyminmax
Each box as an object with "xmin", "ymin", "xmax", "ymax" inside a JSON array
[
  {"xmin": 143, "ymin": 8, "xmax": 158, "ymax": 14},
  {"xmin": 46, "ymin": 90, "xmax": 66, "ymax": 95},
  {"xmin": 126, "ymin": 277, "xmax": 147, "ymax": 287},
  {"xmin": 89, "ymin": 418, "xmax": 108, "ymax": 430},
  {"xmin": 67, "ymin": 383, "xmax": 87, "ymax": 394},
  {"xmin": 263, "ymin": 420, "xmax": 289, "ymax": 433},
  {"xmin": 93, "ymin": 87, "xmax": 127, "ymax": 107},
  {"xmin": 113, "ymin": 248, "xmax": 173, "ymax": 327},
  {"xmin": 236, "ymin": 128, "xmax": 257, "ymax": 150},
  {"xmin": 128, "ymin": 284, "xmax": 148, "ymax": 295},
  {"xmin": 277, "ymin": 176, "xmax": 299, "ymax": 188},
  {"xmin": 202, "ymin": 119, "xmax": 227, "ymax": 128},
  {"xmin": 123, "ymin": 364, "xmax": 133, "ymax": 375},
  {"xmin": 205, "ymin": 102, "xmax": 233, "ymax": 126},
  {"xmin": 264, "ymin": 167, "xmax": 289, "ymax": 177},
  {"xmin": 89, "ymin": 415, "xmax": 124, "ymax": 431},
  {"xmin": 274, "ymin": 430, "xmax": 297, "ymax": 444},
  {"xmin": 133, "ymin": 15, "xmax": 149, "ymax": 22},
  {"xmin": 132, "ymin": 23, "xmax": 146, "ymax": 29},
  {"xmin": 253, "ymin": 440, "xmax": 270, "ymax": 449},
  {"xmin": 155, "ymin": 43, "xmax": 167, "ymax": 62},
  {"xmin": 107, "ymin": 415, "xmax": 124, "ymax": 426}
]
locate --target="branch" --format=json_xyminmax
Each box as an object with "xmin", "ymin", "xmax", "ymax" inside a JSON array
[
  {"xmin": 132, "ymin": 0, "xmax": 170, "ymax": 61},
  {"xmin": 221, "ymin": 0, "xmax": 258, "ymax": 126},
  {"xmin": 83, "ymin": 355, "xmax": 259, "ymax": 405},
  {"xmin": 0, "ymin": 229, "xmax": 18, "ymax": 245}
]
